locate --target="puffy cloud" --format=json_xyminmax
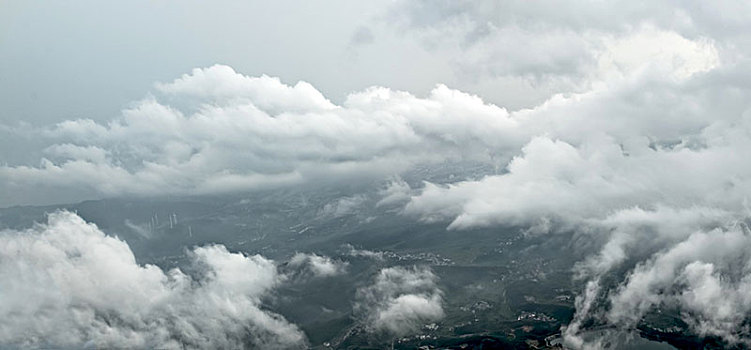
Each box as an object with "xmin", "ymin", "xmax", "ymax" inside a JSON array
[
  {"xmin": 288, "ymin": 252, "xmax": 348, "ymax": 277},
  {"xmin": 0, "ymin": 211, "xmax": 306, "ymax": 349},
  {"xmin": 0, "ymin": 21, "xmax": 725, "ymax": 207},
  {"xmin": 605, "ymin": 226, "xmax": 751, "ymax": 340},
  {"xmin": 156, "ymin": 65, "xmax": 337, "ymax": 114},
  {"xmin": 0, "ymin": 64, "xmax": 525, "ymax": 207},
  {"xmin": 341, "ymin": 244, "xmax": 385, "ymax": 261},
  {"xmin": 405, "ymin": 129, "xmax": 751, "ymax": 230},
  {"xmin": 382, "ymin": 3, "xmax": 751, "ymax": 344},
  {"xmin": 403, "ymin": 96, "xmax": 751, "ymax": 344},
  {"xmin": 356, "ymin": 266, "xmax": 444, "ymax": 336},
  {"xmin": 561, "ymin": 206, "xmax": 742, "ymax": 347},
  {"xmin": 1, "ymin": 26, "xmax": 723, "ymax": 207}
]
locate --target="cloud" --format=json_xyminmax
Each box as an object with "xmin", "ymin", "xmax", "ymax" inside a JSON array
[
  {"xmin": 0, "ymin": 19, "xmax": 724, "ymax": 208},
  {"xmin": 400, "ymin": 67, "xmax": 751, "ymax": 343},
  {"xmin": 561, "ymin": 206, "xmax": 741, "ymax": 347},
  {"xmin": 318, "ymin": 195, "xmax": 368, "ymax": 218},
  {"xmin": 405, "ymin": 129, "xmax": 751, "ymax": 231},
  {"xmin": 356, "ymin": 266, "xmax": 444, "ymax": 336},
  {"xmin": 156, "ymin": 65, "xmax": 337, "ymax": 115},
  {"xmin": 605, "ymin": 225, "xmax": 751, "ymax": 342},
  {"xmin": 0, "ymin": 211, "xmax": 306, "ymax": 349},
  {"xmin": 376, "ymin": 177, "xmax": 413, "ymax": 208},
  {"xmin": 1, "ymin": 64, "xmax": 526, "ymax": 207},
  {"xmin": 288, "ymin": 252, "xmax": 348, "ymax": 277},
  {"xmin": 342, "ymin": 244, "xmax": 385, "ymax": 261},
  {"xmin": 384, "ymin": 0, "xmax": 729, "ymax": 109},
  {"xmin": 380, "ymin": 3, "xmax": 751, "ymax": 344},
  {"xmin": 1, "ymin": 25, "xmax": 721, "ymax": 207}
]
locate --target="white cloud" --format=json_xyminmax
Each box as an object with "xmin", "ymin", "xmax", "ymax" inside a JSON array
[
  {"xmin": 0, "ymin": 211, "xmax": 306, "ymax": 349},
  {"xmin": 605, "ymin": 226, "xmax": 751, "ymax": 340},
  {"xmin": 561, "ymin": 206, "xmax": 742, "ymax": 347},
  {"xmin": 342, "ymin": 244, "xmax": 385, "ymax": 261},
  {"xmin": 403, "ymin": 105, "xmax": 751, "ymax": 344},
  {"xmin": 596, "ymin": 26, "xmax": 719, "ymax": 81},
  {"xmin": 405, "ymin": 129, "xmax": 751, "ymax": 231},
  {"xmin": 381, "ymin": 5, "xmax": 751, "ymax": 344},
  {"xmin": 288, "ymin": 252, "xmax": 348, "ymax": 277},
  {"xmin": 0, "ymin": 65, "xmax": 525, "ymax": 206},
  {"xmin": 0, "ymin": 21, "xmax": 724, "ymax": 208},
  {"xmin": 356, "ymin": 266, "xmax": 444, "ymax": 336},
  {"xmin": 156, "ymin": 65, "xmax": 337, "ymax": 115},
  {"xmin": 376, "ymin": 177, "xmax": 413, "ymax": 208}
]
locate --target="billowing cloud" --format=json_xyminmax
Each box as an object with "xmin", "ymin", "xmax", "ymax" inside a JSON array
[
  {"xmin": 376, "ymin": 2, "xmax": 751, "ymax": 346},
  {"xmin": 0, "ymin": 64, "xmax": 525, "ymax": 206},
  {"xmin": 356, "ymin": 266, "xmax": 444, "ymax": 336},
  {"xmin": 400, "ymin": 65, "xmax": 751, "ymax": 345},
  {"xmin": 0, "ymin": 211, "xmax": 306, "ymax": 349},
  {"xmin": 0, "ymin": 17, "xmax": 725, "ymax": 208},
  {"xmin": 559, "ymin": 206, "xmax": 744, "ymax": 347},
  {"xmin": 607, "ymin": 225, "xmax": 751, "ymax": 341},
  {"xmin": 0, "ymin": 24, "xmax": 722, "ymax": 207},
  {"xmin": 563, "ymin": 218, "xmax": 751, "ymax": 347},
  {"xmin": 384, "ymin": 0, "xmax": 735, "ymax": 109},
  {"xmin": 405, "ymin": 129, "xmax": 751, "ymax": 231},
  {"xmin": 288, "ymin": 252, "xmax": 348, "ymax": 277}
]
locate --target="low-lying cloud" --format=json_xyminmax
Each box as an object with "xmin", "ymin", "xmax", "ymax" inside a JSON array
[
  {"xmin": 288, "ymin": 252, "xmax": 348, "ymax": 277},
  {"xmin": 356, "ymin": 266, "xmax": 444, "ymax": 337},
  {"xmin": 0, "ymin": 211, "xmax": 306, "ymax": 349}
]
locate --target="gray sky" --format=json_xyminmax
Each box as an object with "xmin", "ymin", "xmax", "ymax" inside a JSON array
[
  {"xmin": 0, "ymin": 0, "xmax": 626, "ymax": 129},
  {"xmin": 1, "ymin": 0, "xmax": 446, "ymax": 125}
]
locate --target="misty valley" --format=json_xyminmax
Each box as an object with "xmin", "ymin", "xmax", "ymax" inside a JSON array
[{"xmin": 1, "ymin": 172, "xmax": 730, "ymax": 349}]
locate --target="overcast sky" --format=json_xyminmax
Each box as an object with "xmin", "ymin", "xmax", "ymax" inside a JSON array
[
  {"xmin": 4, "ymin": 0, "xmax": 749, "ymax": 129},
  {"xmin": 2, "ymin": 0, "xmax": 751, "ymax": 208},
  {"xmin": 1, "ymin": 0, "xmax": 467, "ymax": 126}
]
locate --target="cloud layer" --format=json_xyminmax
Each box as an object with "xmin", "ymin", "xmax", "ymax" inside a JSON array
[
  {"xmin": 1, "ymin": 64, "xmax": 525, "ymax": 206},
  {"xmin": 0, "ymin": 24, "xmax": 724, "ymax": 207},
  {"xmin": 356, "ymin": 266, "xmax": 444, "ymax": 337},
  {"xmin": 288, "ymin": 252, "xmax": 348, "ymax": 278},
  {"xmin": 0, "ymin": 211, "xmax": 306, "ymax": 349}
]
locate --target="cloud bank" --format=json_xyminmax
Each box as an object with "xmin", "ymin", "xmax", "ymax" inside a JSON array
[
  {"xmin": 0, "ymin": 211, "xmax": 306, "ymax": 349},
  {"xmin": 1, "ymin": 64, "xmax": 524, "ymax": 206},
  {"xmin": 0, "ymin": 25, "xmax": 723, "ymax": 207},
  {"xmin": 356, "ymin": 266, "xmax": 444, "ymax": 337},
  {"xmin": 386, "ymin": 4, "xmax": 751, "ymax": 345},
  {"xmin": 288, "ymin": 252, "xmax": 348, "ymax": 278}
]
